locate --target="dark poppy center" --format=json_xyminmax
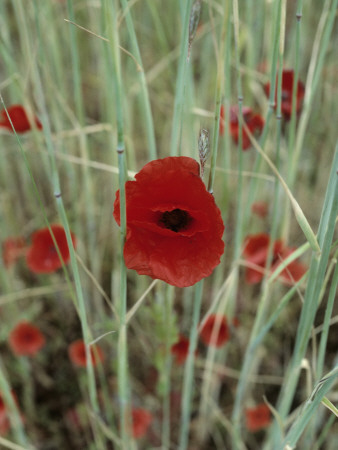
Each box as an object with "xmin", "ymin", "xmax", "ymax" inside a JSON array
[
  {"xmin": 47, "ymin": 245, "xmax": 57, "ymax": 256},
  {"xmin": 23, "ymin": 331, "xmax": 35, "ymax": 342},
  {"xmin": 158, "ymin": 209, "xmax": 192, "ymax": 233},
  {"xmin": 282, "ymin": 90, "xmax": 290, "ymax": 101}
]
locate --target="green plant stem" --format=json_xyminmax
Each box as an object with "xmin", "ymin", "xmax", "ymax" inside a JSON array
[
  {"xmin": 312, "ymin": 413, "xmax": 336, "ymax": 450},
  {"xmin": 232, "ymin": 3, "xmax": 284, "ymax": 447},
  {"xmin": 161, "ymin": 285, "xmax": 175, "ymax": 449},
  {"xmin": 219, "ymin": 6, "xmax": 232, "ymax": 202},
  {"xmin": 279, "ymin": 365, "xmax": 338, "ymax": 450},
  {"xmin": 289, "ymin": 0, "xmax": 337, "ymax": 185},
  {"xmin": 254, "ymin": 274, "xmax": 307, "ymax": 348},
  {"xmin": 231, "ymin": 0, "xmax": 245, "ymax": 260},
  {"xmin": 207, "ymin": 0, "xmax": 229, "ymax": 194},
  {"xmin": 282, "ymin": 0, "xmax": 303, "ymax": 242},
  {"xmin": 266, "ymin": 147, "xmax": 338, "ymax": 447},
  {"xmin": 103, "ymin": 1, "xmax": 130, "ymax": 447},
  {"xmin": 66, "ymin": 0, "xmax": 97, "ymax": 269},
  {"xmin": 316, "ymin": 251, "xmax": 338, "ymax": 380},
  {"xmin": 10, "ymin": 0, "xmax": 101, "ymax": 438},
  {"xmin": 0, "ymin": 358, "xmax": 28, "ymax": 446},
  {"xmin": 242, "ymin": 0, "xmax": 281, "ymax": 229},
  {"xmin": 179, "ymin": 280, "xmax": 204, "ymax": 450},
  {"xmin": 119, "ymin": 0, "xmax": 157, "ymax": 160},
  {"xmin": 170, "ymin": 0, "xmax": 193, "ymax": 156}
]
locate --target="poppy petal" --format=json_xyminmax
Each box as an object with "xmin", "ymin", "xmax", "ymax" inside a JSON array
[{"xmin": 114, "ymin": 157, "xmax": 224, "ymax": 287}]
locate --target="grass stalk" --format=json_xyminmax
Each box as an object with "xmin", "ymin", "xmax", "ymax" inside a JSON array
[
  {"xmin": 6, "ymin": 0, "xmax": 102, "ymax": 441},
  {"xmin": 119, "ymin": 0, "xmax": 157, "ymax": 160},
  {"xmin": 315, "ymin": 251, "xmax": 338, "ymax": 380},
  {"xmin": 289, "ymin": 0, "xmax": 337, "ymax": 185},
  {"xmin": 207, "ymin": 0, "xmax": 229, "ymax": 194},
  {"xmin": 0, "ymin": 358, "xmax": 28, "ymax": 446},
  {"xmin": 279, "ymin": 364, "xmax": 338, "ymax": 449},
  {"xmin": 231, "ymin": 0, "xmax": 245, "ymax": 261},
  {"xmin": 179, "ymin": 280, "xmax": 204, "ymax": 450},
  {"xmin": 161, "ymin": 285, "xmax": 175, "ymax": 448},
  {"xmin": 170, "ymin": 0, "xmax": 193, "ymax": 156},
  {"xmin": 266, "ymin": 147, "xmax": 338, "ymax": 447},
  {"xmin": 65, "ymin": 0, "xmax": 97, "ymax": 271},
  {"xmin": 103, "ymin": 0, "xmax": 130, "ymax": 447},
  {"xmin": 241, "ymin": 0, "xmax": 281, "ymax": 229},
  {"xmin": 282, "ymin": 0, "xmax": 303, "ymax": 242},
  {"xmin": 231, "ymin": 1, "xmax": 285, "ymax": 446}
]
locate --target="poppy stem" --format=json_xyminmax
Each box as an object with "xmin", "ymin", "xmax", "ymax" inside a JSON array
[
  {"xmin": 103, "ymin": 1, "xmax": 130, "ymax": 447},
  {"xmin": 179, "ymin": 280, "xmax": 204, "ymax": 450},
  {"xmin": 161, "ymin": 285, "xmax": 175, "ymax": 449}
]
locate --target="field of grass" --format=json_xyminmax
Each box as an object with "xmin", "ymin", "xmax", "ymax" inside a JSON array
[{"xmin": 0, "ymin": 0, "xmax": 337, "ymax": 449}]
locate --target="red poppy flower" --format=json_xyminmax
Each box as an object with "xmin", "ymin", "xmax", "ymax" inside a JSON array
[
  {"xmin": 243, "ymin": 234, "xmax": 307, "ymax": 285},
  {"xmin": 243, "ymin": 233, "xmax": 284, "ymax": 284},
  {"xmin": 0, "ymin": 105, "xmax": 42, "ymax": 133},
  {"xmin": 2, "ymin": 237, "xmax": 27, "ymax": 268},
  {"xmin": 245, "ymin": 403, "xmax": 271, "ymax": 432},
  {"xmin": 113, "ymin": 157, "xmax": 225, "ymax": 288},
  {"xmin": 68, "ymin": 340, "xmax": 105, "ymax": 368},
  {"xmin": 272, "ymin": 247, "xmax": 307, "ymax": 286},
  {"xmin": 130, "ymin": 408, "xmax": 152, "ymax": 439},
  {"xmin": 219, "ymin": 105, "xmax": 264, "ymax": 150},
  {"xmin": 264, "ymin": 70, "xmax": 305, "ymax": 120},
  {"xmin": 251, "ymin": 201, "xmax": 268, "ymax": 218},
  {"xmin": 171, "ymin": 335, "xmax": 195, "ymax": 365},
  {"xmin": 26, "ymin": 225, "xmax": 76, "ymax": 274},
  {"xmin": 9, "ymin": 321, "xmax": 45, "ymax": 356},
  {"xmin": 199, "ymin": 314, "xmax": 229, "ymax": 347}
]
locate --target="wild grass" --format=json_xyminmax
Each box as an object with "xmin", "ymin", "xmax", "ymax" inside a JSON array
[{"xmin": 0, "ymin": 0, "xmax": 337, "ymax": 449}]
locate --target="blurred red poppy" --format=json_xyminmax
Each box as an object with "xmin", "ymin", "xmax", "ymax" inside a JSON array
[
  {"xmin": 251, "ymin": 201, "xmax": 268, "ymax": 218},
  {"xmin": 171, "ymin": 335, "xmax": 195, "ymax": 365},
  {"xmin": 68, "ymin": 340, "xmax": 105, "ymax": 368},
  {"xmin": 272, "ymin": 247, "xmax": 308, "ymax": 286},
  {"xmin": 220, "ymin": 105, "xmax": 264, "ymax": 150},
  {"xmin": 2, "ymin": 237, "xmax": 27, "ymax": 268},
  {"xmin": 113, "ymin": 157, "xmax": 224, "ymax": 288},
  {"xmin": 9, "ymin": 321, "xmax": 45, "ymax": 356},
  {"xmin": 130, "ymin": 408, "xmax": 152, "ymax": 439},
  {"xmin": 0, "ymin": 105, "xmax": 42, "ymax": 133},
  {"xmin": 245, "ymin": 403, "xmax": 271, "ymax": 432},
  {"xmin": 264, "ymin": 70, "xmax": 305, "ymax": 120},
  {"xmin": 243, "ymin": 233, "xmax": 283, "ymax": 284},
  {"xmin": 243, "ymin": 234, "xmax": 307, "ymax": 285},
  {"xmin": 199, "ymin": 314, "xmax": 229, "ymax": 347},
  {"xmin": 26, "ymin": 225, "xmax": 76, "ymax": 274}
]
